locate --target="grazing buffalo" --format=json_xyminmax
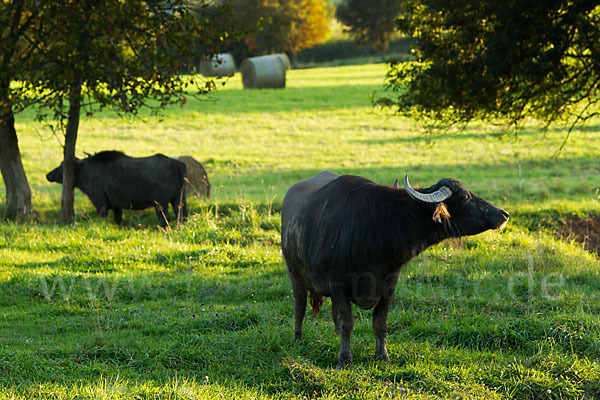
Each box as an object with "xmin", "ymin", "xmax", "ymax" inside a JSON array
[
  {"xmin": 281, "ymin": 172, "xmax": 509, "ymax": 368},
  {"xmin": 46, "ymin": 151, "xmax": 187, "ymax": 227}
]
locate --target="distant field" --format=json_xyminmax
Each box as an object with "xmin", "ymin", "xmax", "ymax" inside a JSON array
[{"xmin": 2, "ymin": 64, "xmax": 600, "ymax": 399}]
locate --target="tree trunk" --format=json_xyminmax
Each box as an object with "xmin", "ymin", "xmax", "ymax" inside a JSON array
[
  {"xmin": 0, "ymin": 0, "xmax": 34, "ymax": 221},
  {"xmin": 59, "ymin": 82, "xmax": 82, "ymax": 224},
  {"xmin": 0, "ymin": 0, "xmax": 38, "ymax": 221},
  {"xmin": 0, "ymin": 111, "xmax": 34, "ymax": 221}
]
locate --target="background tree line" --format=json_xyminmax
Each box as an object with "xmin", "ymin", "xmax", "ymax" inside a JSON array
[
  {"xmin": 227, "ymin": 0, "xmax": 405, "ymax": 65},
  {"xmin": 220, "ymin": 0, "xmax": 600, "ymax": 153}
]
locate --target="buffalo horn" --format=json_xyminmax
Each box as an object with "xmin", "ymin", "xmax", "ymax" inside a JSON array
[{"xmin": 404, "ymin": 175, "xmax": 452, "ymax": 203}]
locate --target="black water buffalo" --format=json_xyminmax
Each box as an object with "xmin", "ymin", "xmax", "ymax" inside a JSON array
[
  {"xmin": 46, "ymin": 151, "xmax": 187, "ymax": 227},
  {"xmin": 281, "ymin": 171, "xmax": 509, "ymax": 368}
]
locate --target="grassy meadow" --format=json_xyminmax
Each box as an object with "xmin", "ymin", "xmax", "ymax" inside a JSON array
[{"xmin": 2, "ymin": 64, "xmax": 600, "ymax": 399}]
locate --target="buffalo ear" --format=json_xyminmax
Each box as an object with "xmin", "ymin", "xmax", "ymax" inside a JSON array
[{"xmin": 432, "ymin": 202, "xmax": 451, "ymax": 223}]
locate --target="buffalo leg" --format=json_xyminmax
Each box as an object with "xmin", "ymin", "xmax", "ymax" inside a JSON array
[
  {"xmin": 171, "ymin": 194, "xmax": 187, "ymax": 224},
  {"xmin": 97, "ymin": 205, "xmax": 108, "ymax": 218},
  {"xmin": 113, "ymin": 208, "xmax": 122, "ymax": 225},
  {"xmin": 291, "ymin": 277, "xmax": 307, "ymax": 341},
  {"xmin": 154, "ymin": 202, "xmax": 170, "ymax": 227},
  {"xmin": 331, "ymin": 293, "xmax": 354, "ymax": 369},
  {"xmin": 372, "ymin": 293, "xmax": 394, "ymax": 362}
]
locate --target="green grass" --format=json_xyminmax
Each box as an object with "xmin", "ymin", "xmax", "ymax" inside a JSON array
[{"xmin": 2, "ymin": 64, "xmax": 600, "ymax": 399}]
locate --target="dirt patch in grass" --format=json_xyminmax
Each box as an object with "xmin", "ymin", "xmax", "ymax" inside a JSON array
[{"xmin": 554, "ymin": 216, "xmax": 600, "ymax": 256}]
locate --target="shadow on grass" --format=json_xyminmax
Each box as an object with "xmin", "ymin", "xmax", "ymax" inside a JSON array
[
  {"xmin": 199, "ymin": 84, "xmax": 384, "ymax": 114},
  {"xmin": 354, "ymin": 123, "xmax": 600, "ymax": 146}
]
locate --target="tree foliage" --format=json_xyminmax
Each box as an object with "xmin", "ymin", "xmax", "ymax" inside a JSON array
[
  {"xmin": 377, "ymin": 0, "xmax": 600, "ymax": 133},
  {"xmin": 233, "ymin": 0, "xmax": 332, "ymax": 55},
  {"xmin": 0, "ymin": 1, "xmax": 36, "ymax": 111},
  {"xmin": 335, "ymin": 0, "xmax": 403, "ymax": 57}
]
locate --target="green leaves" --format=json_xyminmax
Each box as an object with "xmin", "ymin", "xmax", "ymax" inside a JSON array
[{"xmin": 378, "ymin": 0, "xmax": 600, "ymax": 133}]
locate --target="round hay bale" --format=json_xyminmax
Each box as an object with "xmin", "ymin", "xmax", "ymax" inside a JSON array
[
  {"xmin": 177, "ymin": 156, "xmax": 211, "ymax": 198},
  {"xmin": 274, "ymin": 53, "xmax": 291, "ymax": 70},
  {"xmin": 199, "ymin": 53, "xmax": 236, "ymax": 77},
  {"xmin": 240, "ymin": 55, "xmax": 286, "ymax": 89}
]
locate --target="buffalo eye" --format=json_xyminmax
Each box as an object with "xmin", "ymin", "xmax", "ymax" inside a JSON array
[{"xmin": 461, "ymin": 192, "xmax": 472, "ymax": 203}]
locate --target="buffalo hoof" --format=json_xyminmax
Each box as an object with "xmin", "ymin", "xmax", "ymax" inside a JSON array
[
  {"xmin": 336, "ymin": 355, "xmax": 352, "ymax": 369},
  {"xmin": 375, "ymin": 351, "xmax": 390, "ymax": 362}
]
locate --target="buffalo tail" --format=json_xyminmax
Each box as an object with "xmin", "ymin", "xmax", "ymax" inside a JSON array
[{"xmin": 309, "ymin": 291, "xmax": 323, "ymax": 317}]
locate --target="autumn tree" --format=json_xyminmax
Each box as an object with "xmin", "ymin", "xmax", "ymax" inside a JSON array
[
  {"xmin": 377, "ymin": 0, "xmax": 600, "ymax": 140},
  {"xmin": 233, "ymin": 0, "xmax": 332, "ymax": 64},
  {"xmin": 335, "ymin": 0, "xmax": 404, "ymax": 61},
  {"xmin": 25, "ymin": 0, "xmax": 239, "ymax": 223}
]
